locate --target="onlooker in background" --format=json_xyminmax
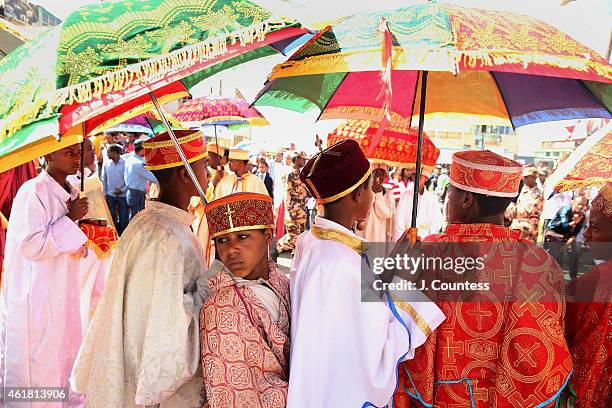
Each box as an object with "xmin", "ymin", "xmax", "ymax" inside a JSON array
[
  {"xmin": 425, "ymin": 166, "xmax": 441, "ymax": 191},
  {"xmin": 393, "ymin": 171, "xmax": 443, "ymax": 240},
  {"xmin": 397, "ymin": 168, "xmax": 413, "ymax": 197},
  {"xmin": 272, "ymin": 151, "xmax": 292, "ymax": 211},
  {"xmin": 537, "ymin": 167, "xmax": 548, "ymax": 192},
  {"xmin": 506, "ymin": 166, "xmax": 544, "ymax": 242},
  {"xmin": 124, "ymin": 140, "xmax": 158, "ymax": 220},
  {"xmin": 256, "ymin": 160, "xmax": 274, "ymax": 199},
  {"xmin": 101, "ymin": 144, "xmax": 128, "ymax": 234},
  {"xmin": 544, "ymin": 195, "xmax": 588, "ymax": 279},
  {"xmin": 276, "ymin": 152, "xmax": 308, "ymax": 257},
  {"xmin": 383, "ymin": 168, "xmax": 401, "ymax": 203},
  {"xmin": 268, "ymin": 150, "xmax": 284, "ymax": 183},
  {"xmin": 356, "ymin": 164, "xmax": 395, "ymax": 249}
]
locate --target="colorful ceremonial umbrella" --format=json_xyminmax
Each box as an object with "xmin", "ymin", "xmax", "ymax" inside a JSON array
[
  {"xmin": 548, "ymin": 121, "xmax": 612, "ymax": 193},
  {"xmin": 0, "ymin": 0, "xmax": 310, "ymax": 177},
  {"xmin": 327, "ymin": 119, "xmax": 439, "ymax": 172},
  {"xmin": 174, "ymin": 95, "xmax": 270, "ymax": 128},
  {"xmin": 253, "ymin": 2, "xmax": 612, "ymax": 235}
]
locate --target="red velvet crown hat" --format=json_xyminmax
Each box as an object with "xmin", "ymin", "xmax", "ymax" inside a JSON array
[
  {"xmin": 143, "ymin": 129, "xmax": 206, "ymax": 170},
  {"xmin": 204, "ymin": 192, "xmax": 275, "ymax": 239},
  {"xmin": 300, "ymin": 139, "xmax": 371, "ymax": 204},
  {"xmin": 450, "ymin": 150, "xmax": 523, "ymax": 197}
]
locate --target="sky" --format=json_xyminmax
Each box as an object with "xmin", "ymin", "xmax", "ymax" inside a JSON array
[{"xmin": 31, "ymin": 0, "xmax": 612, "ymax": 154}]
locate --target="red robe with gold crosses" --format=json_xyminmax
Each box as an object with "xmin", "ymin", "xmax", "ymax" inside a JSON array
[
  {"xmin": 394, "ymin": 223, "xmax": 572, "ymax": 408},
  {"xmin": 565, "ymin": 260, "xmax": 612, "ymax": 408}
]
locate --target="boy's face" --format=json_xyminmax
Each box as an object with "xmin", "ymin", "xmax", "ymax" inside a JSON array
[
  {"xmin": 46, "ymin": 144, "xmax": 81, "ymax": 175},
  {"xmin": 355, "ymin": 176, "xmax": 374, "ymax": 220},
  {"xmin": 108, "ymin": 150, "xmax": 120, "ymax": 162},
  {"xmin": 215, "ymin": 229, "xmax": 271, "ymax": 279}
]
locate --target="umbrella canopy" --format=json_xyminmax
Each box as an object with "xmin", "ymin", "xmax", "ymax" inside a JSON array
[
  {"xmin": 327, "ymin": 119, "xmax": 439, "ymax": 172},
  {"xmin": 0, "ymin": 0, "xmax": 309, "ymax": 172},
  {"xmin": 253, "ymin": 2, "xmax": 611, "ymax": 128},
  {"xmin": 549, "ymin": 121, "xmax": 612, "ymax": 192},
  {"xmin": 0, "ymin": 17, "xmax": 28, "ymax": 58},
  {"xmin": 174, "ymin": 95, "xmax": 269, "ymax": 127},
  {"xmin": 105, "ymin": 115, "xmax": 154, "ymax": 135}
]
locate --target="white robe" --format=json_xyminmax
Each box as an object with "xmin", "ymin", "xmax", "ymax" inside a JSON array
[
  {"xmin": 71, "ymin": 201, "xmax": 210, "ymax": 407},
  {"xmin": 358, "ymin": 189, "xmax": 395, "ymax": 245},
  {"xmin": 288, "ymin": 217, "xmax": 445, "ymax": 407},
  {"xmin": 0, "ymin": 171, "xmax": 88, "ymax": 407},
  {"xmin": 393, "ymin": 187, "xmax": 443, "ymax": 241}
]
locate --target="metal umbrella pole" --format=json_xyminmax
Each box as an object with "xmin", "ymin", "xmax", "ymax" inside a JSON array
[
  {"xmin": 79, "ymin": 140, "xmax": 85, "ymax": 192},
  {"xmin": 408, "ymin": 70, "xmax": 428, "ymax": 242},
  {"xmin": 149, "ymin": 92, "xmax": 207, "ymax": 203}
]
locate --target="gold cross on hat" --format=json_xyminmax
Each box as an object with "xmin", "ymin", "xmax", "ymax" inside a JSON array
[{"xmin": 225, "ymin": 204, "xmax": 235, "ymax": 228}]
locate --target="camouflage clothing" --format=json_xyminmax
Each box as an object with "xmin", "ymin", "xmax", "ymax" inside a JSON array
[
  {"xmin": 507, "ymin": 185, "xmax": 544, "ymax": 242},
  {"xmin": 277, "ymin": 169, "xmax": 308, "ymax": 253}
]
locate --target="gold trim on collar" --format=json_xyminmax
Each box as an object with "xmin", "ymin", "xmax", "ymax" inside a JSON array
[
  {"xmin": 311, "ymin": 224, "xmax": 368, "ymax": 255},
  {"xmin": 317, "ymin": 167, "xmax": 372, "ymax": 205}
]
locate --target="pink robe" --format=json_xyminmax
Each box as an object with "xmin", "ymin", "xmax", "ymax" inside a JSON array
[{"xmin": 200, "ymin": 263, "xmax": 290, "ymax": 408}]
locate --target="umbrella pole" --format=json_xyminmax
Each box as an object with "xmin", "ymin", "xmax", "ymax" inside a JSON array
[
  {"xmin": 148, "ymin": 92, "xmax": 207, "ymax": 203},
  {"xmin": 409, "ymin": 70, "xmax": 428, "ymax": 238},
  {"xmin": 79, "ymin": 141, "xmax": 85, "ymax": 192}
]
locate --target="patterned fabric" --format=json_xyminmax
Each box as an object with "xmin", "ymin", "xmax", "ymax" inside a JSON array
[
  {"xmin": 450, "ymin": 150, "xmax": 523, "ymax": 197},
  {"xmin": 79, "ymin": 223, "xmax": 119, "ymax": 260},
  {"xmin": 592, "ymin": 183, "xmax": 612, "ymax": 220},
  {"xmin": 276, "ymin": 170, "xmax": 308, "ymax": 253},
  {"xmin": 393, "ymin": 223, "xmax": 572, "ymax": 408},
  {"xmin": 327, "ymin": 120, "xmax": 440, "ymax": 172},
  {"xmin": 205, "ymin": 192, "xmax": 274, "ymax": 239},
  {"xmin": 555, "ymin": 127, "xmax": 612, "ymax": 192},
  {"xmin": 174, "ymin": 96, "xmax": 269, "ymax": 127},
  {"xmin": 200, "ymin": 263, "xmax": 290, "ymax": 408},
  {"xmin": 507, "ymin": 185, "xmax": 544, "ymax": 242},
  {"xmin": 565, "ymin": 261, "xmax": 612, "ymax": 408},
  {"xmin": 0, "ymin": 0, "xmax": 303, "ymax": 172},
  {"xmin": 300, "ymin": 139, "xmax": 371, "ymax": 204},
  {"xmin": 143, "ymin": 130, "xmax": 206, "ymax": 170}
]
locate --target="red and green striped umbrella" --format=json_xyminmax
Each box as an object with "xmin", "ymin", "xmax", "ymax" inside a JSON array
[{"xmin": 0, "ymin": 0, "xmax": 310, "ymax": 172}]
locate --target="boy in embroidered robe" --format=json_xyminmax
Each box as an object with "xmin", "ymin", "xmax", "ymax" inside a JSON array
[
  {"xmin": 72, "ymin": 130, "xmax": 210, "ymax": 407},
  {"xmin": 287, "ymin": 140, "xmax": 445, "ymax": 407},
  {"xmin": 565, "ymin": 183, "xmax": 612, "ymax": 407},
  {"xmin": 394, "ymin": 150, "xmax": 572, "ymax": 408},
  {"xmin": 201, "ymin": 192, "xmax": 290, "ymax": 408}
]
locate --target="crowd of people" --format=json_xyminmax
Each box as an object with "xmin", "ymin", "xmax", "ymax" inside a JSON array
[{"xmin": 0, "ymin": 128, "xmax": 610, "ymax": 408}]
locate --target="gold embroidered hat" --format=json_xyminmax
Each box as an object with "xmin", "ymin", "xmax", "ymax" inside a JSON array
[
  {"xmin": 592, "ymin": 183, "xmax": 612, "ymax": 220},
  {"xmin": 143, "ymin": 130, "xmax": 206, "ymax": 170},
  {"xmin": 204, "ymin": 192, "xmax": 275, "ymax": 239},
  {"xmin": 450, "ymin": 150, "xmax": 523, "ymax": 197},
  {"xmin": 228, "ymin": 148, "xmax": 249, "ymax": 161},
  {"xmin": 300, "ymin": 139, "xmax": 371, "ymax": 204},
  {"xmin": 206, "ymin": 142, "xmax": 225, "ymax": 156}
]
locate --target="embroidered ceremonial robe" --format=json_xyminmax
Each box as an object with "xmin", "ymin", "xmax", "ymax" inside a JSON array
[
  {"xmin": 0, "ymin": 171, "xmax": 87, "ymax": 407},
  {"xmin": 394, "ymin": 223, "xmax": 572, "ymax": 408},
  {"xmin": 71, "ymin": 201, "xmax": 210, "ymax": 407},
  {"xmin": 200, "ymin": 262, "xmax": 290, "ymax": 408},
  {"xmin": 288, "ymin": 216, "xmax": 444, "ymax": 407},
  {"xmin": 565, "ymin": 260, "xmax": 612, "ymax": 407}
]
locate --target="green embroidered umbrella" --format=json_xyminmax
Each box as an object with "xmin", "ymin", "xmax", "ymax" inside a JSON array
[{"xmin": 0, "ymin": 0, "xmax": 309, "ymax": 175}]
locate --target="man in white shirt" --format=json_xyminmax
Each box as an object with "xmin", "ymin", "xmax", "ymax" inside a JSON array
[{"xmin": 394, "ymin": 173, "xmax": 444, "ymax": 240}]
